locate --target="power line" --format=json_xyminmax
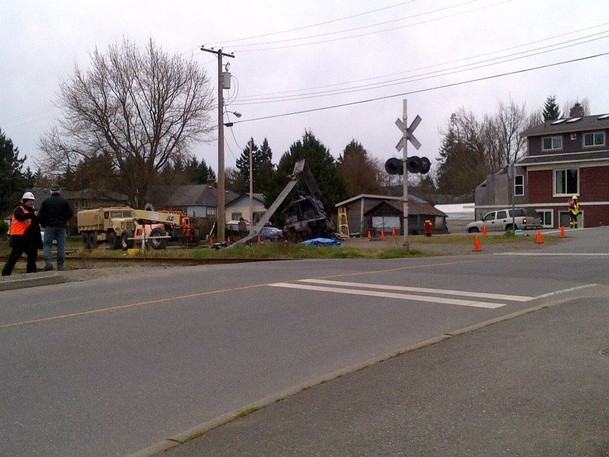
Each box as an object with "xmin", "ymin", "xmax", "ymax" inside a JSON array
[
  {"xmin": 230, "ymin": 52, "xmax": 609, "ymax": 125},
  {"xmin": 234, "ymin": 23, "xmax": 609, "ymax": 103},
  {"xmin": 207, "ymin": 0, "xmax": 418, "ymax": 45},
  {"xmin": 229, "ymin": 0, "xmax": 509, "ymax": 52},
  {"xmin": 232, "ymin": 32, "xmax": 609, "ymax": 106}
]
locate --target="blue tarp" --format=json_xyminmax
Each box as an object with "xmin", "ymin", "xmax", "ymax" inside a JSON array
[{"xmin": 299, "ymin": 238, "xmax": 341, "ymax": 247}]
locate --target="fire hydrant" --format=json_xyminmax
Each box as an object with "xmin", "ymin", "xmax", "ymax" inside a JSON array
[{"xmin": 424, "ymin": 219, "xmax": 433, "ymax": 237}]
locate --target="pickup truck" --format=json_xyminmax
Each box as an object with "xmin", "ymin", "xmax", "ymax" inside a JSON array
[{"xmin": 465, "ymin": 208, "xmax": 543, "ymax": 233}]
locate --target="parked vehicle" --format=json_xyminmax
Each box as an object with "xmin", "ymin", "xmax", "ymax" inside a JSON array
[
  {"xmin": 77, "ymin": 207, "xmax": 174, "ymax": 250},
  {"xmin": 466, "ymin": 208, "xmax": 543, "ymax": 233},
  {"xmin": 259, "ymin": 226, "xmax": 284, "ymax": 241}
]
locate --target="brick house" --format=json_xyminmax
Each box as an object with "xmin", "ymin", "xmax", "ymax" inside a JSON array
[{"xmin": 519, "ymin": 113, "xmax": 609, "ymax": 228}]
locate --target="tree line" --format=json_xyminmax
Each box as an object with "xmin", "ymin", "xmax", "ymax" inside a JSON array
[{"xmin": 1, "ymin": 36, "xmax": 592, "ymax": 221}]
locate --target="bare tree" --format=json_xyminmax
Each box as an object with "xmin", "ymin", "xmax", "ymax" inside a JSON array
[
  {"xmin": 477, "ymin": 99, "xmax": 529, "ymax": 175},
  {"xmin": 38, "ymin": 37, "xmax": 215, "ymax": 207}
]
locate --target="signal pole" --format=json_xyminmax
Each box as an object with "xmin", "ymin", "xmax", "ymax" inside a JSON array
[
  {"xmin": 395, "ymin": 99, "xmax": 422, "ymax": 250},
  {"xmin": 201, "ymin": 46, "xmax": 235, "ymax": 243}
]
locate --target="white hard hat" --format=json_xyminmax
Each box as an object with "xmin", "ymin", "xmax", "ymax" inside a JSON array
[{"xmin": 22, "ymin": 192, "xmax": 35, "ymax": 201}]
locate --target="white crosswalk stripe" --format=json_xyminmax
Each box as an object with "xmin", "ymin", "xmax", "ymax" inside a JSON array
[{"xmin": 268, "ymin": 279, "xmax": 536, "ymax": 309}]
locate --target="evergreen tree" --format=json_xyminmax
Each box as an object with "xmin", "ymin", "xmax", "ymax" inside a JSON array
[
  {"xmin": 337, "ymin": 140, "xmax": 383, "ymax": 197},
  {"xmin": 185, "ymin": 156, "xmax": 215, "ymax": 184},
  {"xmin": 0, "ymin": 129, "xmax": 34, "ymax": 214},
  {"xmin": 235, "ymin": 138, "xmax": 274, "ymax": 195},
  {"xmin": 265, "ymin": 130, "xmax": 347, "ymax": 225},
  {"xmin": 542, "ymin": 95, "xmax": 561, "ymax": 121}
]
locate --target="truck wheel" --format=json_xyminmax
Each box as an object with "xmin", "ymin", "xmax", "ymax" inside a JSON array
[
  {"xmin": 88, "ymin": 232, "xmax": 97, "ymax": 249},
  {"xmin": 82, "ymin": 232, "xmax": 90, "ymax": 248},
  {"xmin": 108, "ymin": 231, "xmax": 119, "ymax": 250},
  {"xmin": 148, "ymin": 228, "xmax": 167, "ymax": 250},
  {"xmin": 121, "ymin": 231, "xmax": 134, "ymax": 250},
  {"xmin": 467, "ymin": 227, "xmax": 480, "ymax": 233}
]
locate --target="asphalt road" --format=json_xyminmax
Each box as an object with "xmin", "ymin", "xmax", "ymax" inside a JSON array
[{"xmin": 1, "ymin": 227, "xmax": 608, "ymax": 456}]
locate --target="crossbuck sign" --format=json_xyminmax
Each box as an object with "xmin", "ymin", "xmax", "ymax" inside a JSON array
[{"xmin": 395, "ymin": 114, "xmax": 422, "ymax": 152}]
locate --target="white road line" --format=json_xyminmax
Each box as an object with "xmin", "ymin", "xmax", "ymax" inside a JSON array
[
  {"xmin": 496, "ymin": 252, "xmax": 609, "ymax": 256},
  {"xmin": 269, "ymin": 283, "xmax": 506, "ymax": 309},
  {"xmin": 534, "ymin": 283, "xmax": 599, "ymax": 299},
  {"xmin": 299, "ymin": 279, "xmax": 534, "ymax": 302}
]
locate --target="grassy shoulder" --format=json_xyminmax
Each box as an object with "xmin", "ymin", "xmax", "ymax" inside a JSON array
[{"xmin": 0, "ymin": 231, "xmax": 557, "ymax": 261}]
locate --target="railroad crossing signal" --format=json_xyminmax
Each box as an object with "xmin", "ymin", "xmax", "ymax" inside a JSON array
[
  {"xmin": 395, "ymin": 114, "xmax": 422, "ymax": 152},
  {"xmin": 385, "ymin": 156, "xmax": 430, "ymax": 175}
]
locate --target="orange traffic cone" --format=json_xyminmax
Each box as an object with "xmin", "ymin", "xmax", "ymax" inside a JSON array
[
  {"xmin": 535, "ymin": 230, "xmax": 543, "ymax": 244},
  {"xmin": 367, "ymin": 230, "xmax": 372, "ymax": 239},
  {"xmin": 227, "ymin": 236, "xmax": 231, "ymax": 243},
  {"xmin": 482, "ymin": 225, "xmax": 488, "ymax": 236},
  {"xmin": 209, "ymin": 237, "xmax": 214, "ymax": 244},
  {"xmin": 473, "ymin": 236, "xmax": 481, "ymax": 252},
  {"xmin": 380, "ymin": 230, "xmax": 386, "ymax": 240},
  {"xmin": 391, "ymin": 227, "xmax": 397, "ymax": 237},
  {"xmin": 560, "ymin": 226, "xmax": 565, "ymax": 238},
  {"xmin": 257, "ymin": 235, "xmax": 261, "ymax": 244}
]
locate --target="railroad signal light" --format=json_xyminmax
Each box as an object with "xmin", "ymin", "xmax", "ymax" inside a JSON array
[
  {"xmin": 385, "ymin": 157, "xmax": 403, "ymax": 175},
  {"xmin": 406, "ymin": 156, "xmax": 431, "ymax": 174},
  {"xmin": 385, "ymin": 156, "xmax": 430, "ymax": 175}
]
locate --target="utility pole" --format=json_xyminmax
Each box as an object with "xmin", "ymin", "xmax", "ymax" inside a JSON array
[
  {"xmin": 249, "ymin": 140, "xmax": 253, "ymax": 224},
  {"xmin": 201, "ymin": 45, "xmax": 234, "ymax": 243}
]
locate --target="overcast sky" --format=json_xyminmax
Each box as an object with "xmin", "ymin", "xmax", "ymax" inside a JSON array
[{"xmin": 1, "ymin": 0, "xmax": 608, "ymax": 178}]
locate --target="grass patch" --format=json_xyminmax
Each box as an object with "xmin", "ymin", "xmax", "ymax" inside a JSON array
[{"xmin": 0, "ymin": 231, "xmax": 558, "ymax": 261}]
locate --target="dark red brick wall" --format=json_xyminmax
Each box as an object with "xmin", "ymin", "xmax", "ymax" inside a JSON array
[
  {"xmin": 527, "ymin": 170, "xmax": 553, "ymax": 203},
  {"xmin": 581, "ymin": 166, "xmax": 609, "ymax": 201},
  {"xmin": 527, "ymin": 167, "xmax": 609, "ymax": 227}
]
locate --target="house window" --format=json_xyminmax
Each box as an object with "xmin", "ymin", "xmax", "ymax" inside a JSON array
[
  {"xmin": 583, "ymin": 131, "xmax": 605, "ymax": 147},
  {"xmin": 514, "ymin": 175, "xmax": 524, "ymax": 196},
  {"xmin": 542, "ymin": 136, "xmax": 562, "ymax": 151},
  {"xmin": 231, "ymin": 212, "xmax": 243, "ymax": 221},
  {"xmin": 554, "ymin": 169, "xmax": 578, "ymax": 196},
  {"xmin": 537, "ymin": 209, "xmax": 553, "ymax": 227}
]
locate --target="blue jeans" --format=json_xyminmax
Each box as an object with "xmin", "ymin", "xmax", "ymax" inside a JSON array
[{"xmin": 43, "ymin": 226, "xmax": 67, "ymax": 269}]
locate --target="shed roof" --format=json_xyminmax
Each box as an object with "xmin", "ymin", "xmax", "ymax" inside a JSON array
[{"xmin": 364, "ymin": 198, "xmax": 446, "ymax": 217}]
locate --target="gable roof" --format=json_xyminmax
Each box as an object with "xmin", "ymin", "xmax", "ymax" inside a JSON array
[
  {"xmin": 226, "ymin": 193, "xmax": 266, "ymax": 207},
  {"xmin": 167, "ymin": 185, "xmax": 239, "ymax": 207},
  {"xmin": 522, "ymin": 113, "xmax": 609, "ymax": 137},
  {"xmin": 341, "ymin": 194, "xmax": 446, "ymax": 217}
]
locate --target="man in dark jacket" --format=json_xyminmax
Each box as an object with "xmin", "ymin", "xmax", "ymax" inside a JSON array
[
  {"xmin": 2, "ymin": 192, "xmax": 43, "ymax": 276},
  {"xmin": 38, "ymin": 184, "xmax": 74, "ymax": 271}
]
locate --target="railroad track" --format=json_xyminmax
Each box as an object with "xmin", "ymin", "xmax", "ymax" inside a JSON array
[{"xmin": 0, "ymin": 255, "xmax": 283, "ymax": 267}]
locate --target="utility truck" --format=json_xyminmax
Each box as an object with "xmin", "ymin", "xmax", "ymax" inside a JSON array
[{"xmin": 77, "ymin": 207, "xmax": 179, "ymax": 250}]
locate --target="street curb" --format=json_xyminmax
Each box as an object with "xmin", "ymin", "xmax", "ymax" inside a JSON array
[{"xmin": 0, "ymin": 272, "xmax": 66, "ymax": 291}]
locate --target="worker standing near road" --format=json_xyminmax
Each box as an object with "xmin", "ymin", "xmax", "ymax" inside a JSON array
[
  {"xmin": 238, "ymin": 217, "xmax": 248, "ymax": 239},
  {"xmin": 568, "ymin": 195, "xmax": 580, "ymax": 228},
  {"xmin": 38, "ymin": 184, "xmax": 74, "ymax": 271},
  {"xmin": 2, "ymin": 192, "xmax": 43, "ymax": 276}
]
